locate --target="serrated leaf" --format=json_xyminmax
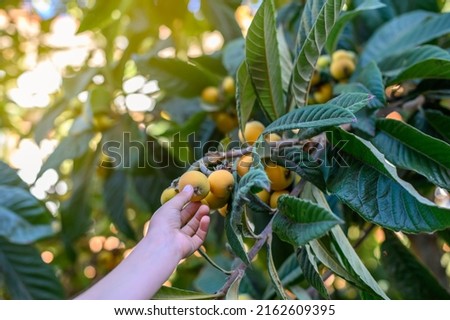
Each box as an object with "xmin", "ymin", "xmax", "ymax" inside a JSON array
[
  {"xmin": 273, "ymin": 196, "xmax": 341, "ymax": 247},
  {"xmin": 361, "ymin": 11, "xmax": 450, "ymax": 65},
  {"xmin": 246, "ymin": 0, "xmax": 285, "ymax": 121},
  {"xmin": 326, "ymin": 128, "xmax": 450, "ymax": 232},
  {"xmin": 0, "ymin": 161, "xmax": 27, "ymax": 189},
  {"xmin": 326, "ymin": 0, "xmax": 385, "ymax": 54},
  {"xmin": 297, "ymin": 246, "xmax": 329, "ymax": 299},
  {"xmin": 355, "ymin": 61, "xmax": 386, "ymax": 104},
  {"xmin": 263, "ymin": 104, "xmax": 355, "ymax": 134},
  {"xmin": 266, "ymin": 236, "xmax": 288, "ymax": 300},
  {"xmin": 425, "ymin": 110, "xmax": 450, "ymax": 143},
  {"xmin": 0, "ymin": 237, "xmax": 65, "ymax": 299},
  {"xmin": 371, "ymin": 119, "xmax": 450, "ymax": 190},
  {"xmin": 236, "ymin": 62, "xmax": 257, "ymax": 134},
  {"xmin": 334, "ymin": 83, "xmax": 384, "ymax": 109},
  {"xmin": 153, "ymin": 286, "xmax": 220, "ymax": 300},
  {"xmin": 292, "ymin": 0, "xmax": 344, "ymax": 107},
  {"xmin": 39, "ymin": 131, "xmax": 94, "ymax": 177},
  {"xmin": 103, "ymin": 170, "xmax": 136, "ymax": 240},
  {"xmin": 0, "ymin": 186, "xmax": 51, "ymax": 222},
  {"xmin": 381, "ymin": 232, "xmax": 450, "ymax": 299},
  {"xmin": 226, "ymin": 169, "xmax": 270, "ymax": 264}
]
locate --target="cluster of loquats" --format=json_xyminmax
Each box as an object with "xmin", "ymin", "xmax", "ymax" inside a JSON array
[
  {"xmin": 236, "ymin": 121, "xmax": 300, "ymax": 210},
  {"xmin": 160, "ymin": 168, "xmax": 235, "ymax": 217},
  {"xmin": 201, "ymin": 76, "xmax": 239, "ymax": 134},
  {"xmin": 309, "ymin": 50, "xmax": 357, "ymax": 104}
]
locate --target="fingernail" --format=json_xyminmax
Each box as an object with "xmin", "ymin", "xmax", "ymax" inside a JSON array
[{"xmin": 183, "ymin": 185, "xmax": 193, "ymax": 193}]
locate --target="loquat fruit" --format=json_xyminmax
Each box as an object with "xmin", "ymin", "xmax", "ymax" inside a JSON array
[
  {"xmin": 202, "ymin": 192, "xmax": 229, "ymax": 210},
  {"xmin": 269, "ymin": 190, "xmax": 289, "ymax": 209},
  {"xmin": 313, "ymin": 83, "xmax": 333, "ymax": 104},
  {"xmin": 237, "ymin": 154, "xmax": 253, "ymax": 177},
  {"xmin": 212, "ymin": 112, "xmax": 238, "ymax": 134},
  {"xmin": 239, "ymin": 121, "xmax": 265, "ymax": 145},
  {"xmin": 222, "ymin": 76, "xmax": 236, "ymax": 96},
  {"xmin": 178, "ymin": 171, "xmax": 210, "ymax": 202},
  {"xmin": 218, "ymin": 204, "xmax": 228, "ymax": 217},
  {"xmin": 330, "ymin": 58, "xmax": 355, "ymax": 81},
  {"xmin": 265, "ymin": 162, "xmax": 294, "ymax": 191},
  {"xmin": 265, "ymin": 133, "xmax": 282, "ymax": 143},
  {"xmin": 160, "ymin": 187, "xmax": 178, "ymax": 205},
  {"xmin": 311, "ymin": 70, "xmax": 321, "ymax": 86},
  {"xmin": 201, "ymin": 86, "xmax": 220, "ymax": 104},
  {"xmin": 317, "ymin": 54, "xmax": 331, "ymax": 69},
  {"xmin": 208, "ymin": 169, "xmax": 235, "ymax": 198},
  {"xmin": 256, "ymin": 189, "xmax": 270, "ymax": 204},
  {"xmin": 385, "ymin": 111, "xmax": 403, "ymax": 121},
  {"xmin": 332, "ymin": 49, "xmax": 356, "ymax": 62}
]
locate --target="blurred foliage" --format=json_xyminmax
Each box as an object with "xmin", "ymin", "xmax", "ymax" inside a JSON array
[{"xmin": 0, "ymin": 0, "xmax": 450, "ymax": 300}]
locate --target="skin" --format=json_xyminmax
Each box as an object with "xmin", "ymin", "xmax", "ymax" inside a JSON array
[{"xmin": 76, "ymin": 185, "xmax": 210, "ymax": 300}]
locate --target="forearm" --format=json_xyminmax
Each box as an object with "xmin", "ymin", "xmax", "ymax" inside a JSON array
[{"xmin": 75, "ymin": 237, "xmax": 181, "ymax": 300}]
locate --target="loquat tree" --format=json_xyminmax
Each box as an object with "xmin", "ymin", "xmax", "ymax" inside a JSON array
[{"xmin": 0, "ymin": 0, "xmax": 450, "ymax": 300}]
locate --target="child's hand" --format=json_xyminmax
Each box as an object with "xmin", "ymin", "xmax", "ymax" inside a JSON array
[{"xmin": 146, "ymin": 185, "xmax": 210, "ymax": 260}]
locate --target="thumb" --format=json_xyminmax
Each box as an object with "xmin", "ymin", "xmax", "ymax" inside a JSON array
[{"xmin": 167, "ymin": 185, "xmax": 194, "ymax": 210}]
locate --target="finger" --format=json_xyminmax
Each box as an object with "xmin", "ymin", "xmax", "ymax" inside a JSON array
[
  {"xmin": 181, "ymin": 204, "xmax": 209, "ymax": 236},
  {"xmin": 165, "ymin": 185, "xmax": 193, "ymax": 210},
  {"xmin": 190, "ymin": 215, "xmax": 210, "ymax": 250},
  {"xmin": 180, "ymin": 202, "xmax": 201, "ymax": 225}
]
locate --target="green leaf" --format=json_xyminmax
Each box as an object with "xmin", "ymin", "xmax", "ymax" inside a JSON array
[
  {"xmin": 263, "ymin": 253, "xmax": 304, "ymax": 299},
  {"xmin": 277, "ymin": 27, "xmax": 293, "ymax": 94},
  {"xmin": 263, "ymin": 104, "xmax": 355, "ymax": 134},
  {"xmin": 334, "ymin": 83, "xmax": 384, "ymax": 109},
  {"xmin": 266, "ymin": 236, "xmax": 288, "ymax": 300},
  {"xmin": 425, "ymin": 110, "xmax": 450, "ymax": 143},
  {"xmin": 381, "ymin": 232, "xmax": 450, "ymax": 299},
  {"xmin": 226, "ymin": 169, "xmax": 270, "ymax": 264},
  {"xmin": 201, "ymin": 0, "xmax": 242, "ymax": 42},
  {"xmin": 297, "ymin": 246, "xmax": 329, "ymax": 299},
  {"xmin": 273, "ymin": 196, "xmax": 341, "ymax": 247},
  {"xmin": 389, "ymin": 0, "xmax": 444, "ymax": 14},
  {"xmin": 103, "ymin": 170, "xmax": 136, "ymax": 240},
  {"xmin": 39, "ymin": 131, "xmax": 94, "ymax": 177},
  {"xmin": 326, "ymin": 128, "xmax": 450, "ymax": 233},
  {"xmin": 0, "ymin": 237, "xmax": 65, "ymax": 299},
  {"xmin": 378, "ymin": 45, "xmax": 450, "ymax": 76},
  {"xmin": 0, "ymin": 186, "xmax": 51, "ymax": 222},
  {"xmin": 292, "ymin": 0, "xmax": 344, "ymax": 107},
  {"xmin": 388, "ymin": 59, "xmax": 450, "ymax": 84},
  {"xmin": 153, "ymin": 286, "xmax": 220, "ymax": 300},
  {"xmin": 236, "ymin": 62, "xmax": 257, "ymax": 134},
  {"xmin": 302, "ymin": 184, "xmax": 388, "ymax": 299},
  {"xmin": 326, "ymin": 0, "xmax": 385, "ymax": 54},
  {"xmin": 0, "ymin": 161, "xmax": 27, "ymax": 189},
  {"xmin": 245, "ymin": 0, "xmax": 285, "ymax": 121},
  {"xmin": 371, "ymin": 119, "xmax": 450, "ymax": 190},
  {"xmin": 355, "ymin": 61, "xmax": 386, "ymax": 104},
  {"xmin": 225, "ymin": 275, "xmax": 242, "ymax": 300},
  {"xmin": 361, "ymin": 11, "xmax": 450, "ymax": 64},
  {"xmin": 0, "ymin": 206, "xmax": 53, "ymax": 244},
  {"xmin": 135, "ymin": 57, "xmax": 216, "ymax": 97}
]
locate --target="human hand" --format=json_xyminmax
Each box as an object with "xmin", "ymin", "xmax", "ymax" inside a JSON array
[{"xmin": 146, "ymin": 185, "xmax": 210, "ymax": 260}]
